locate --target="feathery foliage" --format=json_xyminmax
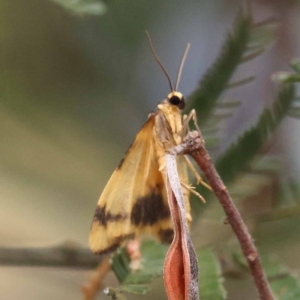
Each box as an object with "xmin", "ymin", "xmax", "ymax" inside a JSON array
[
  {"xmin": 215, "ymin": 83, "xmax": 295, "ymax": 185},
  {"xmin": 185, "ymin": 10, "xmax": 252, "ymax": 125},
  {"xmin": 185, "ymin": 11, "xmax": 276, "ymax": 130}
]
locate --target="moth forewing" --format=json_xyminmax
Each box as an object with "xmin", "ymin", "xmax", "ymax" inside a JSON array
[{"xmin": 89, "ymin": 114, "xmax": 174, "ymax": 255}]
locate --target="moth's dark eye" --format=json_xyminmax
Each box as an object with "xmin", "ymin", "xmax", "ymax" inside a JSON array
[{"xmin": 169, "ymin": 95, "xmax": 185, "ymax": 110}]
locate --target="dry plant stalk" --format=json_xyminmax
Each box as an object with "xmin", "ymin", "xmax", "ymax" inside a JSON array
[
  {"xmin": 82, "ymin": 257, "xmax": 111, "ymax": 300},
  {"xmin": 164, "ymin": 153, "xmax": 199, "ymax": 300}
]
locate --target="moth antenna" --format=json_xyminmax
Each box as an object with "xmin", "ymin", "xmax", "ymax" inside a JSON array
[
  {"xmin": 175, "ymin": 43, "xmax": 190, "ymax": 91},
  {"xmin": 145, "ymin": 31, "xmax": 174, "ymax": 92}
]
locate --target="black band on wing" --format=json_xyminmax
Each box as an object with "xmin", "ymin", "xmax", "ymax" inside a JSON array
[
  {"xmin": 93, "ymin": 205, "xmax": 128, "ymax": 226},
  {"xmin": 131, "ymin": 188, "xmax": 170, "ymax": 226}
]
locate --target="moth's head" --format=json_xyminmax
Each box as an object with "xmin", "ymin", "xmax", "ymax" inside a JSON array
[{"xmin": 167, "ymin": 91, "xmax": 185, "ymax": 110}]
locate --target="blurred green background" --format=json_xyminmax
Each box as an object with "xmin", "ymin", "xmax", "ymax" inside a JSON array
[{"xmin": 1, "ymin": 0, "xmax": 300, "ymax": 299}]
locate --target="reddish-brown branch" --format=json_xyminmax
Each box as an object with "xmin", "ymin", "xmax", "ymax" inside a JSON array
[
  {"xmin": 174, "ymin": 131, "xmax": 274, "ymax": 300},
  {"xmin": 82, "ymin": 258, "xmax": 111, "ymax": 300}
]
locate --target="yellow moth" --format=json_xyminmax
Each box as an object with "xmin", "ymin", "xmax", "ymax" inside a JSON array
[{"xmin": 89, "ymin": 33, "xmax": 203, "ymax": 255}]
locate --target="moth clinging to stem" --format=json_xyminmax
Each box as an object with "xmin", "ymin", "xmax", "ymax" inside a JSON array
[{"xmin": 89, "ymin": 32, "xmax": 208, "ymax": 255}]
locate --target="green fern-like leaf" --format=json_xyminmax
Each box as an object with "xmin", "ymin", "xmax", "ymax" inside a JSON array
[
  {"xmin": 185, "ymin": 10, "xmax": 252, "ymax": 125},
  {"xmin": 186, "ymin": 11, "xmax": 276, "ymax": 127},
  {"xmin": 215, "ymin": 83, "xmax": 295, "ymax": 185}
]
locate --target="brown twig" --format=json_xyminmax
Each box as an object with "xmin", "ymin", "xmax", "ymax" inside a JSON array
[
  {"xmin": 0, "ymin": 241, "xmax": 101, "ymax": 268},
  {"xmin": 173, "ymin": 131, "xmax": 274, "ymax": 300},
  {"xmin": 82, "ymin": 258, "xmax": 111, "ymax": 300}
]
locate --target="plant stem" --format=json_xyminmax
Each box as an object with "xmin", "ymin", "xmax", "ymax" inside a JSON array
[
  {"xmin": 173, "ymin": 131, "xmax": 274, "ymax": 300},
  {"xmin": 82, "ymin": 258, "xmax": 111, "ymax": 300},
  {"xmin": 0, "ymin": 242, "xmax": 100, "ymax": 268}
]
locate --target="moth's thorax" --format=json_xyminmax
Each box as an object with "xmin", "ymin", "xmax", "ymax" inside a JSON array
[
  {"xmin": 157, "ymin": 101, "xmax": 181, "ymax": 115},
  {"xmin": 157, "ymin": 101, "xmax": 182, "ymax": 145}
]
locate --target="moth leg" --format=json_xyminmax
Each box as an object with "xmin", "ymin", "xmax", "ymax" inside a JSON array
[
  {"xmin": 180, "ymin": 181, "xmax": 206, "ymax": 203},
  {"xmin": 162, "ymin": 168, "xmax": 205, "ymax": 203},
  {"xmin": 182, "ymin": 109, "xmax": 201, "ymax": 136},
  {"xmin": 183, "ymin": 155, "xmax": 212, "ymax": 191},
  {"xmin": 181, "ymin": 114, "xmax": 191, "ymax": 138},
  {"xmin": 181, "ymin": 110, "xmax": 212, "ymax": 191}
]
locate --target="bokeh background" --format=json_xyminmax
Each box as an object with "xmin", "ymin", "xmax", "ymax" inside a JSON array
[{"xmin": 1, "ymin": 0, "xmax": 300, "ymax": 299}]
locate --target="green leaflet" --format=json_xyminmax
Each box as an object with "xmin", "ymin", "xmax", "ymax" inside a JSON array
[
  {"xmin": 262, "ymin": 255, "xmax": 300, "ymax": 300},
  {"xmin": 110, "ymin": 241, "xmax": 167, "ymax": 297},
  {"xmin": 274, "ymin": 58, "xmax": 300, "ymax": 84},
  {"xmin": 198, "ymin": 249, "xmax": 227, "ymax": 300},
  {"xmin": 50, "ymin": 0, "xmax": 107, "ymax": 15},
  {"xmin": 119, "ymin": 284, "xmax": 149, "ymax": 295}
]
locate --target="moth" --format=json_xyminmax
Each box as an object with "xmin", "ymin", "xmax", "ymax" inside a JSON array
[{"xmin": 89, "ymin": 33, "xmax": 205, "ymax": 255}]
